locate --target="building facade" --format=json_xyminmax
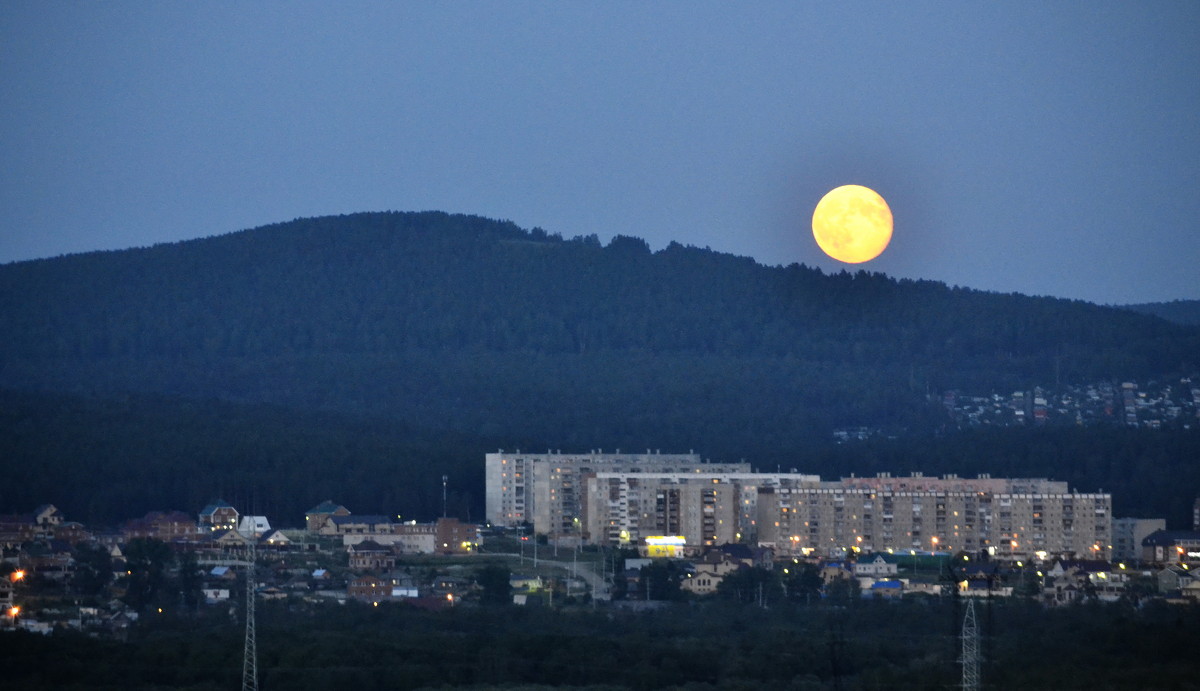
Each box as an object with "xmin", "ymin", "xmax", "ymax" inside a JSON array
[
  {"xmin": 484, "ymin": 450, "xmax": 750, "ymax": 536},
  {"xmin": 584, "ymin": 472, "xmax": 819, "ymax": 549},
  {"xmin": 756, "ymin": 473, "xmax": 1112, "ymax": 560},
  {"xmin": 1112, "ymin": 517, "xmax": 1166, "ymax": 563}
]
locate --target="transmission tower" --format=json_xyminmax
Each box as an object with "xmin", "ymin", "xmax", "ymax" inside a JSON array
[
  {"xmin": 960, "ymin": 597, "xmax": 981, "ymax": 691},
  {"xmin": 241, "ymin": 536, "xmax": 258, "ymax": 691}
]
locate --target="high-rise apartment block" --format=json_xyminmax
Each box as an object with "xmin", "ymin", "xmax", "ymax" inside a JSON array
[
  {"xmin": 757, "ymin": 473, "xmax": 1111, "ymax": 560},
  {"xmin": 484, "ymin": 450, "xmax": 750, "ymax": 536},
  {"xmin": 585, "ymin": 472, "xmax": 819, "ymax": 548},
  {"xmin": 484, "ymin": 453, "xmax": 1112, "ymax": 560}
]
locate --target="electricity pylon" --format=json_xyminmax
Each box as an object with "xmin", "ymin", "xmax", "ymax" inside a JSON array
[
  {"xmin": 960, "ymin": 597, "xmax": 980, "ymax": 691},
  {"xmin": 241, "ymin": 536, "xmax": 258, "ymax": 691}
]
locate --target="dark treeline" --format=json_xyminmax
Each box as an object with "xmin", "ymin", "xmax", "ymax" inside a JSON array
[
  {"xmin": 3, "ymin": 388, "xmax": 1198, "ymax": 528},
  {"xmin": 0, "ymin": 388, "xmax": 494, "ymax": 527},
  {"xmin": 1, "ymin": 597, "xmax": 1196, "ymax": 690},
  {"xmin": 1124, "ymin": 299, "xmax": 1200, "ymax": 326}
]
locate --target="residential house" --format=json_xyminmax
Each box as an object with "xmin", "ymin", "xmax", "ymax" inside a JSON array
[
  {"xmin": 52, "ymin": 522, "xmax": 91, "ymax": 545},
  {"xmin": 1156, "ymin": 565, "xmax": 1196, "ymax": 595},
  {"xmin": 198, "ymin": 501, "xmax": 239, "ymax": 533},
  {"xmin": 434, "ymin": 517, "xmax": 480, "ymax": 554},
  {"xmin": 819, "ymin": 562, "xmax": 854, "ymax": 586},
  {"xmin": 681, "ymin": 547, "xmax": 747, "ymax": 596},
  {"xmin": 18, "ymin": 541, "xmax": 75, "ymax": 581},
  {"xmin": 854, "ymin": 554, "xmax": 899, "ymax": 579},
  {"xmin": 259, "ymin": 529, "xmax": 291, "ymax": 548},
  {"xmin": 348, "ymin": 575, "xmax": 391, "ymax": 603},
  {"xmin": 305, "ymin": 500, "xmax": 351, "ymax": 533},
  {"xmin": 1044, "ymin": 560, "xmax": 1120, "ymax": 605},
  {"xmin": 867, "ymin": 580, "xmax": 904, "ymax": 599},
  {"xmin": 237, "ymin": 515, "xmax": 272, "ymax": 538},
  {"xmin": 0, "ymin": 508, "xmax": 52, "ymax": 545},
  {"xmin": 323, "ymin": 514, "xmax": 393, "ymax": 539},
  {"xmin": 123, "ymin": 511, "xmax": 199, "ymax": 542},
  {"xmin": 33, "ymin": 505, "xmax": 63, "ymax": 529},
  {"xmin": 348, "ymin": 540, "xmax": 395, "ymax": 571}
]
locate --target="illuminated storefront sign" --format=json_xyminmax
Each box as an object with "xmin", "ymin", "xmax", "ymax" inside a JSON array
[{"xmin": 644, "ymin": 535, "xmax": 686, "ymax": 558}]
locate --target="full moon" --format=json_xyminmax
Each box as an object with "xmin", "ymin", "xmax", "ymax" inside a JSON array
[{"xmin": 811, "ymin": 184, "xmax": 893, "ymax": 263}]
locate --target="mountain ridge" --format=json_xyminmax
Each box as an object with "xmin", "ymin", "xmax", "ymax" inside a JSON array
[{"xmin": 3, "ymin": 210, "xmax": 1198, "ymax": 525}]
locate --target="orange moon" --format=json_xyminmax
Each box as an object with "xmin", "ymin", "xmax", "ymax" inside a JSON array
[{"xmin": 811, "ymin": 184, "xmax": 893, "ymax": 263}]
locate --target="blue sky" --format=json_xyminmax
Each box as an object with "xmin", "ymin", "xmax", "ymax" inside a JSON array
[{"xmin": 2, "ymin": 2, "xmax": 1197, "ymax": 304}]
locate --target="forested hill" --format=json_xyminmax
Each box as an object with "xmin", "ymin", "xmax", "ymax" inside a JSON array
[
  {"xmin": 2, "ymin": 211, "xmax": 1199, "ymax": 525},
  {"xmin": 1, "ymin": 211, "xmax": 1196, "ymax": 442},
  {"xmin": 1123, "ymin": 299, "xmax": 1200, "ymax": 326}
]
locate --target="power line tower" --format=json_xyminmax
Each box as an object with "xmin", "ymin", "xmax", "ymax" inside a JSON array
[
  {"xmin": 241, "ymin": 536, "xmax": 258, "ymax": 691},
  {"xmin": 960, "ymin": 597, "xmax": 981, "ymax": 691}
]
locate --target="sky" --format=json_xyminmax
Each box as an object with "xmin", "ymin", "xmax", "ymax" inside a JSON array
[{"xmin": 2, "ymin": 2, "xmax": 1197, "ymax": 305}]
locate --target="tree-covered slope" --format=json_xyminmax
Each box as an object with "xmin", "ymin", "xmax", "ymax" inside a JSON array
[
  {"xmin": 1, "ymin": 212, "xmax": 1194, "ymax": 425},
  {"xmin": 2, "ymin": 208, "xmax": 1198, "ymax": 524},
  {"xmin": 1123, "ymin": 299, "xmax": 1200, "ymax": 326}
]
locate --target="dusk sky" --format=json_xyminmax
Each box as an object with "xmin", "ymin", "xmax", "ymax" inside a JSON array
[{"xmin": 2, "ymin": 2, "xmax": 1197, "ymax": 305}]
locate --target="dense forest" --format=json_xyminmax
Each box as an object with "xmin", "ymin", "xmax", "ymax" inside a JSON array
[
  {"xmin": 3, "ymin": 386, "xmax": 1198, "ymax": 529},
  {"xmin": 1, "ymin": 211, "xmax": 1198, "ymax": 524},
  {"xmin": 1124, "ymin": 299, "xmax": 1200, "ymax": 326},
  {"xmin": 2, "ymin": 596, "xmax": 1197, "ymax": 690}
]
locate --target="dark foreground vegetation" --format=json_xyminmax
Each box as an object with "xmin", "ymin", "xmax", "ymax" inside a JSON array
[
  {"xmin": 2, "ymin": 597, "xmax": 1197, "ymax": 691},
  {"xmin": 4, "ymin": 387, "xmax": 1200, "ymax": 528}
]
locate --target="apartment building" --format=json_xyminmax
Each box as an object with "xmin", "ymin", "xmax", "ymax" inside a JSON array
[
  {"xmin": 484, "ymin": 450, "xmax": 750, "ymax": 536},
  {"xmin": 584, "ymin": 471, "xmax": 819, "ymax": 549},
  {"xmin": 757, "ymin": 473, "xmax": 1112, "ymax": 560},
  {"xmin": 1112, "ymin": 517, "xmax": 1166, "ymax": 563}
]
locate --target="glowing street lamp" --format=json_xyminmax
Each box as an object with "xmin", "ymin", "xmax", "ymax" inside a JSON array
[{"xmin": 10, "ymin": 570, "xmax": 25, "ymax": 582}]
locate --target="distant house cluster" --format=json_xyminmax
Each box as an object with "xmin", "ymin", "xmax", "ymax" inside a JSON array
[
  {"xmin": 937, "ymin": 378, "xmax": 1200, "ymax": 431},
  {"xmin": 1, "ymin": 499, "xmax": 481, "ymax": 634}
]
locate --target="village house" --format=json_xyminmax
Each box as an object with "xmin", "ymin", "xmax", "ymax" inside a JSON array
[
  {"xmin": 348, "ymin": 540, "xmax": 395, "ymax": 571},
  {"xmin": 198, "ymin": 500, "xmax": 239, "ymax": 532},
  {"xmin": 323, "ymin": 514, "xmax": 394, "ymax": 539},
  {"xmin": 681, "ymin": 547, "xmax": 749, "ymax": 596},
  {"xmin": 1044, "ymin": 559, "xmax": 1121, "ymax": 605},
  {"xmin": 304, "ymin": 500, "xmax": 351, "ymax": 533},
  {"xmin": 434, "ymin": 517, "xmax": 480, "ymax": 555},
  {"xmin": 854, "ymin": 554, "xmax": 899, "ymax": 579},
  {"xmin": 123, "ymin": 511, "xmax": 199, "ymax": 542},
  {"xmin": 237, "ymin": 515, "xmax": 272, "ymax": 538},
  {"xmin": 17, "ymin": 540, "xmax": 75, "ymax": 582},
  {"xmin": 0, "ymin": 505, "xmax": 63, "ymax": 545},
  {"xmin": 1156, "ymin": 564, "xmax": 1196, "ymax": 595},
  {"xmin": 348, "ymin": 574, "xmax": 391, "ymax": 603}
]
